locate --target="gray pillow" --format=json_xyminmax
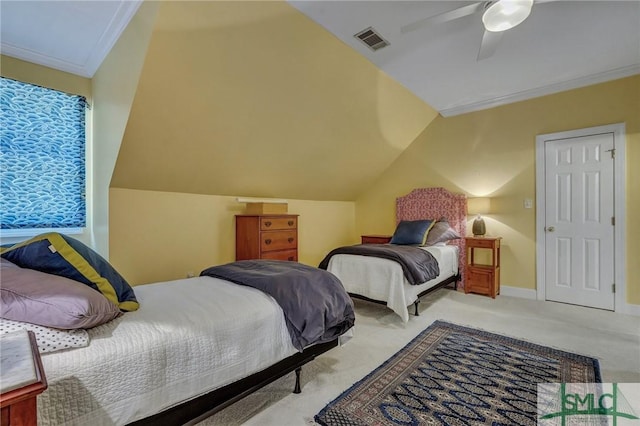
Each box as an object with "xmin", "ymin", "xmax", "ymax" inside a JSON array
[
  {"xmin": 425, "ymin": 218, "xmax": 461, "ymax": 246},
  {"xmin": 0, "ymin": 258, "xmax": 121, "ymax": 329}
]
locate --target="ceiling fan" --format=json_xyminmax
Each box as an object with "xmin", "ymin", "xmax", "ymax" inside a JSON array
[{"xmin": 401, "ymin": 0, "xmax": 550, "ymax": 61}]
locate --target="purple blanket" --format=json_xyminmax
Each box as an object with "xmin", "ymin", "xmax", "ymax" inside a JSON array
[
  {"xmin": 318, "ymin": 244, "xmax": 439, "ymax": 285},
  {"xmin": 201, "ymin": 260, "xmax": 355, "ymax": 351}
]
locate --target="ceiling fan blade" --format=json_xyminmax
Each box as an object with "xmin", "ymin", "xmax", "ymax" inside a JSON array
[
  {"xmin": 401, "ymin": 2, "xmax": 484, "ymax": 34},
  {"xmin": 477, "ymin": 30, "xmax": 504, "ymax": 61}
]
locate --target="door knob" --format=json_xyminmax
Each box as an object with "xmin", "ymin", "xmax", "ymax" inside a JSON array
[{"xmin": 546, "ymin": 226, "xmax": 555, "ymax": 232}]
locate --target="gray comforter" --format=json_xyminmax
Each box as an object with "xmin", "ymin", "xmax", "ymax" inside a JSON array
[
  {"xmin": 318, "ymin": 244, "xmax": 440, "ymax": 285},
  {"xmin": 200, "ymin": 260, "xmax": 355, "ymax": 351}
]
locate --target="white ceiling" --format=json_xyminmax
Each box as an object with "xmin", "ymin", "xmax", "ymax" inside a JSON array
[
  {"xmin": 0, "ymin": 0, "xmax": 141, "ymax": 78},
  {"xmin": 290, "ymin": 0, "xmax": 640, "ymax": 116},
  {"xmin": 1, "ymin": 1, "xmax": 639, "ymax": 116}
]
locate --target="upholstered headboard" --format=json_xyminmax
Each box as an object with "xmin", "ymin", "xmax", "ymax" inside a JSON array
[{"xmin": 396, "ymin": 188, "xmax": 467, "ymax": 284}]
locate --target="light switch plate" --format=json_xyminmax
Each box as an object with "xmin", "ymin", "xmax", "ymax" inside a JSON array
[{"xmin": 524, "ymin": 198, "xmax": 533, "ymax": 209}]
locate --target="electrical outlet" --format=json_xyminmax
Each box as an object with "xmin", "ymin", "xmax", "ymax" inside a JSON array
[
  {"xmin": 524, "ymin": 198, "xmax": 533, "ymax": 209},
  {"xmin": 186, "ymin": 271, "xmax": 195, "ymax": 278}
]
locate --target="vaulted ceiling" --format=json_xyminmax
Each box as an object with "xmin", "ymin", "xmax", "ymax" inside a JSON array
[
  {"xmin": 3, "ymin": 1, "xmax": 638, "ymax": 116},
  {"xmin": 2, "ymin": 1, "xmax": 639, "ymax": 201},
  {"xmin": 291, "ymin": 1, "xmax": 640, "ymax": 116}
]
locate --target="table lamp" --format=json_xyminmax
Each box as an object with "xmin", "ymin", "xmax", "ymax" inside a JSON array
[{"xmin": 467, "ymin": 197, "xmax": 491, "ymax": 237}]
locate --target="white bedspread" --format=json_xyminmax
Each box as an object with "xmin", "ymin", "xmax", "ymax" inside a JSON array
[
  {"xmin": 37, "ymin": 276, "xmax": 297, "ymax": 426},
  {"xmin": 327, "ymin": 245, "xmax": 458, "ymax": 323}
]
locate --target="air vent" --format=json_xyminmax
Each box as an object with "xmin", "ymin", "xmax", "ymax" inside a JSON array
[{"xmin": 354, "ymin": 27, "xmax": 390, "ymax": 51}]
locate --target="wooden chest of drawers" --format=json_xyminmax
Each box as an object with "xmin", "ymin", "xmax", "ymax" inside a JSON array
[{"xmin": 235, "ymin": 214, "xmax": 298, "ymax": 261}]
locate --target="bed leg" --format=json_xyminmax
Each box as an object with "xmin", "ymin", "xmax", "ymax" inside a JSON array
[
  {"xmin": 293, "ymin": 367, "xmax": 302, "ymax": 394},
  {"xmin": 413, "ymin": 299, "xmax": 420, "ymax": 316}
]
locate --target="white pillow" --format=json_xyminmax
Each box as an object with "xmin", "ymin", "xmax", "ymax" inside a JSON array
[{"xmin": 0, "ymin": 318, "xmax": 89, "ymax": 354}]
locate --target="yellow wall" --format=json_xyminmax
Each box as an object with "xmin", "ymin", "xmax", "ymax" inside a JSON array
[
  {"xmin": 0, "ymin": 55, "xmax": 91, "ymax": 99},
  {"xmin": 111, "ymin": 1, "xmax": 438, "ymax": 201},
  {"xmin": 356, "ymin": 75, "xmax": 640, "ymax": 305},
  {"xmin": 92, "ymin": 1, "xmax": 159, "ymax": 258},
  {"xmin": 109, "ymin": 188, "xmax": 355, "ymax": 285},
  {"xmin": 106, "ymin": 0, "xmax": 429, "ymax": 285}
]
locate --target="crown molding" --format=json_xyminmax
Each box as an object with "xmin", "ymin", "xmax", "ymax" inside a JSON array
[
  {"xmin": 439, "ymin": 64, "xmax": 640, "ymax": 117},
  {"xmin": 83, "ymin": 0, "xmax": 142, "ymax": 77},
  {"xmin": 0, "ymin": 42, "xmax": 89, "ymax": 77},
  {"xmin": 0, "ymin": 1, "xmax": 142, "ymax": 78}
]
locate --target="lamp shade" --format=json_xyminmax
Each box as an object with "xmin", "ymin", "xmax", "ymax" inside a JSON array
[
  {"xmin": 482, "ymin": 0, "xmax": 533, "ymax": 32},
  {"xmin": 467, "ymin": 197, "xmax": 491, "ymax": 215},
  {"xmin": 468, "ymin": 197, "xmax": 490, "ymax": 237}
]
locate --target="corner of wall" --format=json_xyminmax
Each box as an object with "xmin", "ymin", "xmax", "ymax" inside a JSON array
[{"xmin": 91, "ymin": 1, "xmax": 160, "ymax": 259}]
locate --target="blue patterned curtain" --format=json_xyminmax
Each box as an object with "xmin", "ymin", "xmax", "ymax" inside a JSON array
[{"xmin": 0, "ymin": 77, "xmax": 87, "ymax": 229}]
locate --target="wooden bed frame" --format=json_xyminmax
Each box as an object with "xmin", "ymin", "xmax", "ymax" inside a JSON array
[
  {"xmin": 350, "ymin": 187, "xmax": 467, "ymax": 316},
  {"xmin": 129, "ymin": 338, "xmax": 339, "ymax": 426}
]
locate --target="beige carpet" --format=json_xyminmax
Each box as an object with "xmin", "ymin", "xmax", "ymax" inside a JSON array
[{"xmin": 196, "ymin": 289, "xmax": 640, "ymax": 426}]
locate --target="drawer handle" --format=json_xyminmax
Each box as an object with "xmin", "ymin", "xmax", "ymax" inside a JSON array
[
  {"xmin": 287, "ymin": 220, "xmax": 294, "ymax": 226},
  {"xmin": 288, "ymin": 256, "xmax": 294, "ymax": 261},
  {"xmin": 265, "ymin": 239, "xmax": 272, "ymax": 245},
  {"xmin": 265, "ymin": 221, "xmax": 272, "ymax": 227},
  {"xmin": 288, "ymin": 237, "xmax": 294, "ymax": 243}
]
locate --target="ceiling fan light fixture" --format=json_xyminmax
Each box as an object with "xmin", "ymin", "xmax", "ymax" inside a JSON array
[{"xmin": 482, "ymin": 0, "xmax": 533, "ymax": 32}]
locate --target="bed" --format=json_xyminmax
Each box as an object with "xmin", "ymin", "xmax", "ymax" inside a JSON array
[
  {"xmin": 320, "ymin": 187, "xmax": 466, "ymax": 322},
  {"xmin": 1, "ymin": 235, "xmax": 355, "ymax": 426}
]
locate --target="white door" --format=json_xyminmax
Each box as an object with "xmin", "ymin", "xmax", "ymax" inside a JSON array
[{"xmin": 544, "ymin": 132, "xmax": 615, "ymax": 310}]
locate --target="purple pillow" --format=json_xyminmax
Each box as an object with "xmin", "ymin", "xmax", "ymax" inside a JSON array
[
  {"xmin": 425, "ymin": 218, "xmax": 461, "ymax": 246},
  {"xmin": 0, "ymin": 259, "xmax": 121, "ymax": 329}
]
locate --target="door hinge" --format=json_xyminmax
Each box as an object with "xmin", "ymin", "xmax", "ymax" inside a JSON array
[
  {"xmin": 605, "ymin": 148, "xmax": 615, "ymax": 159},
  {"xmin": 612, "ymin": 216, "xmax": 615, "ymax": 226},
  {"xmin": 612, "ymin": 283, "xmax": 616, "ymax": 293}
]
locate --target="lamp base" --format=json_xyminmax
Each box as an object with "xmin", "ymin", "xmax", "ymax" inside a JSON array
[{"xmin": 472, "ymin": 216, "xmax": 486, "ymax": 237}]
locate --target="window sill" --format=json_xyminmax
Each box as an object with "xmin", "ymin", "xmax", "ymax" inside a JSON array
[{"xmin": 0, "ymin": 228, "xmax": 84, "ymax": 246}]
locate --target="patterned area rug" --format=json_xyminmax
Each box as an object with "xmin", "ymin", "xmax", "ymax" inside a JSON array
[{"xmin": 315, "ymin": 320, "xmax": 601, "ymax": 426}]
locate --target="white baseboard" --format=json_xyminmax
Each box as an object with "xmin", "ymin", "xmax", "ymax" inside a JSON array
[
  {"xmin": 618, "ymin": 302, "xmax": 640, "ymax": 316},
  {"xmin": 500, "ymin": 285, "xmax": 537, "ymax": 300},
  {"xmin": 503, "ymin": 285, "xmax": 640, "ymax": 316}
]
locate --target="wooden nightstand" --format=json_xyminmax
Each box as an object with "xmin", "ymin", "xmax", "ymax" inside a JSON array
[
  {"xmin": 1, "ymin": 330, "xmax": 47, "ymax": 426},
  {"xmin": 361, "ymin": 235, "xmax": 392, "ymax": 244},
  {"xmin": 464, "ymin": 236, "xmax": 501, "ymax": 298}
]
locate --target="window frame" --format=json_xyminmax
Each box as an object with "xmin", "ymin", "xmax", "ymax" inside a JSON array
[{"xmin": 0, "ymin": 77, "xmax": 92, "ymax": 243}]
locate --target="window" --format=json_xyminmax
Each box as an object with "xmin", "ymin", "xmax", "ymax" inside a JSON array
[{"xmin": 0, "ymin": 77, "xmax": 87, "ymax": 232}]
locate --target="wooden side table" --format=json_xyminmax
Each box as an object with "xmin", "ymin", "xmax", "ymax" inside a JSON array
[
  {"xmin": 361, "ymin": 235, "xmax": 392, "ymax": 244},
  {"xmin": 464, "ymin": 236, "xmax": 501, "ymax": 298},
  {"xmin": 1, "ymin": 330, "xmax": 47, "ymax": 426}
]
